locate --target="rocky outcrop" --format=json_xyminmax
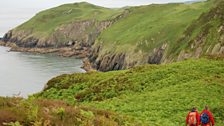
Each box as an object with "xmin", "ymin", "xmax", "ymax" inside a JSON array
[
  {"xmin": 2, "ymin": 31, "xmax": 12, "ymax": 42},
  {"xmin": 3, "ymin": 20, "xmax": 110, "ymax": 47},
  {"xmin": 148, "ymin": 43, "xmax": 168, "ymax": 64},
  {"xmin": 87, "ymin": 45, "xmax": 126, "ymax": 71},
  {"xmin": 96, "ymin": 53, "xmax": 126, "ymax": 72},
  {"xmin": 88, "ymin": 46, "xmax": 124, "ymax": 71},
  {"xmin": 88, "ymin": 44, "xmax": 168, "ymax": 71}
]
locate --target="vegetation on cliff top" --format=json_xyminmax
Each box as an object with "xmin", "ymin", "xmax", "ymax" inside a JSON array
[{"xmin": 35, "ymin": 58, "xmax": 224, "ymax": 125}]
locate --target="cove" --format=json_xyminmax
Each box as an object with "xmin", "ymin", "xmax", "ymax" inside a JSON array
[{"xmin": 0, "ymin": 46, "xmax": 85, "ymax": 97}]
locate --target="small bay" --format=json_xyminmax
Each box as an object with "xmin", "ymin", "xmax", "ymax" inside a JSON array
[{"xmin": 0, "ymin": 46, "xmax": 85, "ymax": 97}]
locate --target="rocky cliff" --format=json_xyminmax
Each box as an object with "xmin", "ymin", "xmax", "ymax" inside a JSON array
[{"xmin": 3, "ymin": 20, "xmax": 111, "ymax": 48}]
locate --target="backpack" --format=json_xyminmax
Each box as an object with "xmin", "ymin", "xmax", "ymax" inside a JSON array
[
  {"xmin": 200, "ymin": 112, "xmax": 210, "ymax": 124},
  {"xmin": 188, "ymin": 112, "xmax": 197, "ymax": 125}
]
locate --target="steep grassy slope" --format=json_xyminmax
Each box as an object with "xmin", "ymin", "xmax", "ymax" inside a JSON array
[
  {"xmin": 88, "ymin": 0, "xmax": 220, "ymax": 71},
  {"xmin": 36, "ymin": 58, "xmax": 224, "ymax": 125},
  {"xmin": 96, "ymin": 2, "xmax": 210, "ymax": 51},
  {"xmin": 168, "ymin": 0, "xmax": 224, "ymax": 60}
]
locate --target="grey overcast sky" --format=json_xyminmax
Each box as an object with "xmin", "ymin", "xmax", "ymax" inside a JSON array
[{"xmin": 0, "ymin": 0, "xmax": 189, "ymax": 37}]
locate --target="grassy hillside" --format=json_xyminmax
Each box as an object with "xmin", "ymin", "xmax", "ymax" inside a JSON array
[
  {"xmin": 14, "ymin": 2, "xmax": 123, "ymax": 38},
  {"xmin": 95, "ymin": 1, "xmax": 213, "ymax": 53},
  {"xmin": 36, "ymin": 58, "xmax": 224, "ymax": 125}
]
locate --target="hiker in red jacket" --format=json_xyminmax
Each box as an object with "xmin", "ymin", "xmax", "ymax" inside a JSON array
[
  {"xmin": 200, "ymin": 105, "xmax": 215, "ymax": 126},
  {"xmin": 186, "ymin": 107, "xmax": 200, "ymax": 126}
]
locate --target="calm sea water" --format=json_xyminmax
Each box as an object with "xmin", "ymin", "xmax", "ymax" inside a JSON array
[{"xmin": 0, "ymin": 46, "xmax": 85, "ymax": 97}]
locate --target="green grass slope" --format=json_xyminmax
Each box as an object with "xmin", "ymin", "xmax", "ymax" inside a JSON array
[
  {"xmin": 95, "ymin": 1, "xmax": 213, "ymax": 53},
  {"xmin": 14, "ymin": 2, "xmax": 123, "ymax": 38},
  {"xmin": 36, "ymin": 58, "xmax": 224, "ymax": 125}
]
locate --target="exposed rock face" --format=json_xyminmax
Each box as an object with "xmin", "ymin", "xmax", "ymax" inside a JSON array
[
  {"xmin": 2, "ymin": 31, "xmax": 12, "ymax": 42},
  {"xmin": 88, "ymin": 44, "xmax": 167, "ymax": 71},
  {"xmin": 91, "ymin": 44, "xmax": 168, "ymax": 71},
  {"xmin": 51, "ymin": 20, "xmax": 113, "ymax": 48},
  {"xmin": 96, "ymin": 53, "xmax": 126, "ymax": 72},
  {"xmin": 88, "ymin": 45, "xmax": 126, "ymax": 71},
  {"xmin": 3, "ymin": 20, "xmax": 111, "ymax": 48},
  {"xmin": 148, "ymin": 43, "xmax": 167, "ymax": 64}
]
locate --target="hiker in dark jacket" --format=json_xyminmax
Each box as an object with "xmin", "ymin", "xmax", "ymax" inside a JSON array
[
  {"xmin": 186, "ymin": 107, "xmax": 200, "ymax": 126},
  {"xmin": 200, "ymin": 105, "xmax": 215, "ymax": 126}
]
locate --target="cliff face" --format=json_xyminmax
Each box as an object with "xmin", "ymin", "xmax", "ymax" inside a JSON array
[
  {"xmin": 88, "ymin": 46, "xmax": 127, "ymax": 71},
  {"xmin": 3, "ymin": 20, "xmax": 111, "ymax": 48},
  {"xmin": 88, "ymin": 46, "xmax": 148, "ymax": 71},
  {"xmin": 87, "ymin": 43, "xmax": 168, "ymax": 71}
]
